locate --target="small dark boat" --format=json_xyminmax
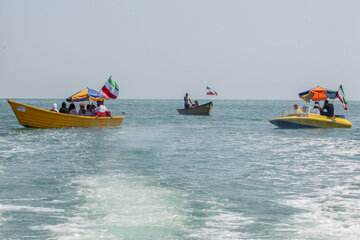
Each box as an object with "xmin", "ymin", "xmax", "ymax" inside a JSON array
[{"xmin": 177, "ymin": 102, "xmax": 213, "ymax": 115}]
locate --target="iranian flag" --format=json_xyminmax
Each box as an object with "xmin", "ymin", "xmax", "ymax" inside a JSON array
[
  {"xmin": 206, "ymin": 86, "xmax": 218, "ymax": 96},
  {"xmin": 101, "ymin": 76, "xmax": 119, "ymax": 99},
  {"xmin": 336, "ymin": 84, "xmax": 348, "ymax": 110}
]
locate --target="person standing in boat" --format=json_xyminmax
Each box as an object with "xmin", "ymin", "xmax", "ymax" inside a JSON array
[
  {"xmin": 320, "ymin": 100, "xmax": 334, "ymax": 117},
  {"xmin": 184, "ymin": 93, "xmax": 192, "ymax": 109},
  {"xmin": 95, "ymin": 101, "xmax": 112, "ymax": 117}
]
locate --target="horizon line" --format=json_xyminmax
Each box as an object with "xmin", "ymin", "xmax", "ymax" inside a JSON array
[{"xmin": 2, "ymin": 97, "xmax": 360, "ymax": 101}]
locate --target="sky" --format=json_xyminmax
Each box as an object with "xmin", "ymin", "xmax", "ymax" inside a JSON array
[{"xmin": 1, "ymin": 0, "xmax": 360, "ymax": 100}]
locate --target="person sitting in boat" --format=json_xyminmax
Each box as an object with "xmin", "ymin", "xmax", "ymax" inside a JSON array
[
  {"xmin": 95, "ymin": 101, "xmax": 112, "ymax": 117},
  {"xmin": 320, "ymin": 100, "xmax": 334, "ymax": 117},
  {"xmin": 91, "ymin": 104, "xmax": 96, "ymax": 115},
  {"xmin": 85, "ymin": 104, "xmax": 93, "ymax": 116},
  {"xmin": 49, "ymin": 103, "xmax": 59, "ymax": 113},
  {"xmin": 313, "ymin": 102, "xmax": 320, "ymax": 110},
  {"xmin": 311, "ymin": 101, "xmax": 321, "ymax": 115},
  {"xmin": 192, "ymin": 100, "xmax": 200, "ymax": 107},
  {"xmin": 293, "ymin": 104, "xmax": 302, "ymax": 113},
  {"xmin": 78, "ymin": 103, "xmax": 86, "ymax": 116},
  {"xmin": 184, "ymin": 93, "xmax": 192, "ymax": 109},
  {"xmin": 68, "ymin": 103, "xmax": 77, "ymax": 115},
  {"xmin": 59, "ymin": 102, "xmax": 68, "ymax": 114},
  {"xmin": 93, "ymin": 102, "xmax": 99, "ymax": 115}
]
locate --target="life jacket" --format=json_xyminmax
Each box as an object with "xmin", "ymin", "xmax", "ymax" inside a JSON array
[
  {"xmin": 95, "ymin": 105, "xmax": 112, "ymax": 117},
  {"xmin": 96, "ymin": 112, "xmax": 106, "ymax": 117}
]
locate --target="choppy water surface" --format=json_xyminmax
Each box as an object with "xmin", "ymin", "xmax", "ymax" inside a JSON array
[{"xmin": 1, "ymin": 99, "xmax": 360, "ymax": 239}]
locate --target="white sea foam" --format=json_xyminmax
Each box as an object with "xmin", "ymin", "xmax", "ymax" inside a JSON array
[
  {"xmin": 35, "ymin": 174, "xmax": 188, "ymax": 239},
  {"xmin": 189, "ymin": 201, "xmax": 254, "ymax": 240},
  {"xmin": 0, "ymin": 138, "xmax": 37, "ymax": 160},
  {"xmin": 269, "ymin": 136, "xmax": 360, "ymax": 158},
  {"xmin": 236, "ymin": 132, "xmax": 360, "ymax": 239},
  {"xmin": 277, "ymin": 171, "xmax": 360, "ymax": 239},
  {"xmin": 0, "ymin": 204, "xmax": 64, "ymax": 213}
]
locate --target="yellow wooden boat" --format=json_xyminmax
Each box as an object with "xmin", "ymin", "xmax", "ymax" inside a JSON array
[{"xmin": 7, "ymin": 99, "xmax": 124, "ymax": 128}]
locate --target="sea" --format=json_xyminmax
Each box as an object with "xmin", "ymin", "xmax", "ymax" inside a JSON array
[{"xmin": 0, "ymin": 99, "xmax": 360, "ymax": 240}]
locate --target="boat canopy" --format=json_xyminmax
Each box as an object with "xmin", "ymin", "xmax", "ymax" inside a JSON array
[
  {"xmin": 66, "ymin": 88, "xmax": 110, "ymax": 102},
  {"xmin": 299, "ymin": 86, "xmax": 337, "ymax": 102}
]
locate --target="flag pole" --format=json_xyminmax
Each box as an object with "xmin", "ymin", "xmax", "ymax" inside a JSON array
[
  {"xmin": 206, "ymin": 86, "xmax": 208, "ymax": 102},
  {"xmin": 99, "ymin": 75, "xmax": 111, "ymax": 94},
  {"xmin": 98, "ymin": 75, "xmax": 112, "ymax": 101}
]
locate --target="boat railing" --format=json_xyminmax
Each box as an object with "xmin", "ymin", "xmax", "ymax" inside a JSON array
[
  {"xmin": 282, "ymin": 106, "xmax": 320, "ymax": 117},
  {"xmin": 282, "ymin": 108, "xmax": 296, "ymax": 117},
  {"xmin": 309, "ymin": 107, "xmax": 320, "ymax": 115}
]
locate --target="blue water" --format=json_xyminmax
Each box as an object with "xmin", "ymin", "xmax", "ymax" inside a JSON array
[{"xmin": 1, "ymin": 99, "xmax": 360, "ymax": 239}]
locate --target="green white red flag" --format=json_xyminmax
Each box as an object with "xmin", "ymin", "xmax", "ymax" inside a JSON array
[
  {"xmin": 206, "ymin": 86, "xmax": 218, "ymax": 96},
  {"xmin": 101, "ymin": 76, "xmax": 119, "ymax": 99},
  {"xmin": 336, "ymin": 84, "xmax": 348, "ymax": 110}
]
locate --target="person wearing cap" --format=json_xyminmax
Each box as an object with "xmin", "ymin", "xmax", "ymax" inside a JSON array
[
  {"xmin": 293, "ymin": 104, "xmax": 302, "ymax": 113},
  {"xmin": 78, "ymin": 103, "xmax": 86, "ymax": 116}
]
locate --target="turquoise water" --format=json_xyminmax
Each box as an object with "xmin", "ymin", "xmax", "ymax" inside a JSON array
[{"xmin": 1, "ymin": 99, "xmax": 360, "ymax": 239}]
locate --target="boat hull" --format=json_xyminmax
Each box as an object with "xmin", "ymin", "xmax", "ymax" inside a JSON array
[
  {"xmin": 7, "ymin": 99, "xmax": 124, "ymax": 128},
  {"xmin": 269, "ymin": 113, "xmax": 352, "ymax": 129},
  {"xmin": 177, "ymin": 102, "xmax": 213, "ymax": 115}
]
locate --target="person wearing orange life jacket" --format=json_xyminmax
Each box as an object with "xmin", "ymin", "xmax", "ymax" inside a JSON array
[{"xmin": 95, "ymin": 100, "xmax": 112, "ymax": 118}]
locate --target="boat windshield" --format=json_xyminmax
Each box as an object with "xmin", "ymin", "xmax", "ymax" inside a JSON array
[{"xmin": 282, "ymin": 105, "xmax": 320, "ymax": 117}]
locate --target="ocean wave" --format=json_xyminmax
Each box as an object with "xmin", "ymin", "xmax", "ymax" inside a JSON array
[
  {"xmin": 0, "ymin": 204, "xmax": 64, "ymax": 213},
  {"xmin": 189, "ymin": 207, "xmax": 254, "ymax": 240},
  {"xmin": 35, "ymin": 173, "xmax": 188, "ymax": 239},
  {"xmin": 278, "ymin": 182, "xmax": 360, "ymax": 239}
]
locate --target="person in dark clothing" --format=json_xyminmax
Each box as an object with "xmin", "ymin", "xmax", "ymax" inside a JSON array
[
  {"xmin": 59, "ymin": 102, "xmax": 69, "ymax": 114},
  {"xmin": 320, "ymin": 100, "xmax": 334, "ymax": 117}
]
